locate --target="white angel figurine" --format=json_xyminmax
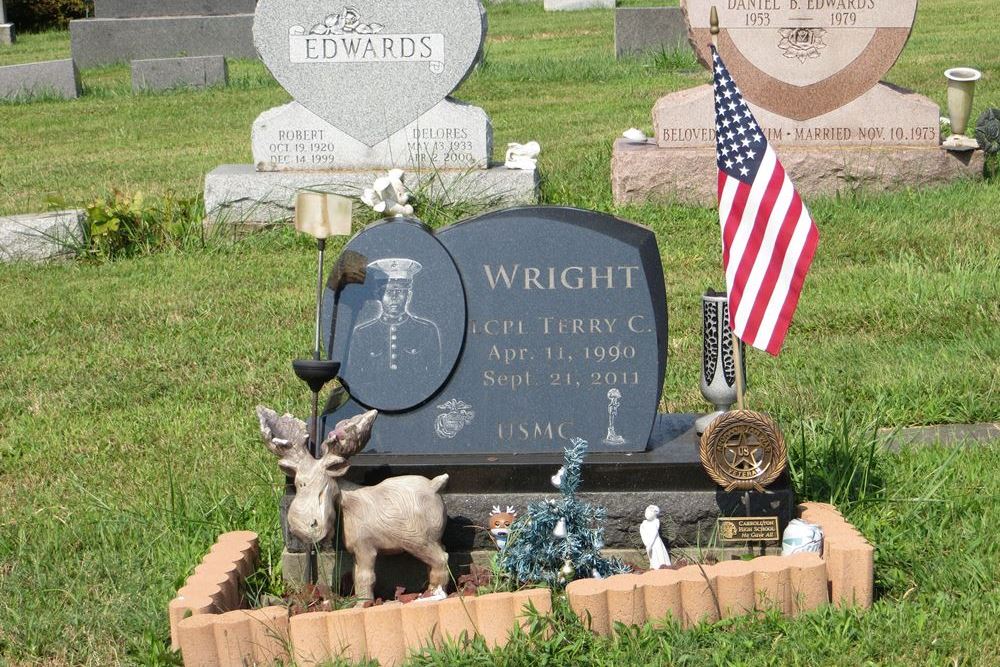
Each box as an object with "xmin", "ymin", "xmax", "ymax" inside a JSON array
[
  {"xmin": 640, "ymin": 505, "xmax": 671, "ymax": 569},
  {"xmin": 504, "ymin": 141, "xmax": 541, "ymax": 170}
]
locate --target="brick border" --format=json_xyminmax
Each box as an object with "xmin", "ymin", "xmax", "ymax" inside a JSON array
[
  {"xmin": 171, "ymin": 533, "xmax": 552, "ymax": 666},
  {"xmin": 566, "ymin": 502, "xmax": 874, "ymax": 634}
]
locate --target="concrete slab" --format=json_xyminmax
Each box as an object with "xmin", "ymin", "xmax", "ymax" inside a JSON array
[
  {"xmin": 131, "ymin": 55, "xmax": 228, "ymax": 91},
  {"xmin": 204, "ymin": 164, "xmax": 540, "ymax": 225},
  {"xmin": 69, "ymin": 14, "xmax": 255, "ymax": 68},
  {"xmin": 0, "ymin": 59, "xmax": 80, "ymax": 101}
]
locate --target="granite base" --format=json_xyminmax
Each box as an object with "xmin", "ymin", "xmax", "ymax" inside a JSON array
[
  {"xmin": 612, "ymin": 139, "xmax": 985, "ymax": 206},
  {"xmin": 279, "ymin": 413, "xmax": 796, "ymax": 588},
  {"xmin": 204, "ymin": 164, "xmax": 540, "ymax": 225},
  {"xmin": 0, "ymin": 24, "xmax": 14, "ymax": 45}
]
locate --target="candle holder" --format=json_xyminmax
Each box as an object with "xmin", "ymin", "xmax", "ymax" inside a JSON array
[{"xmin": 291, "ymin": 191, "xmax": 353, "ymax": 584}]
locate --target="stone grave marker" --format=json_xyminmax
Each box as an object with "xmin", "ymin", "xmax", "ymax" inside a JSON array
[
  {"xmin": 205, "ymin": 0, "xmax": 538, "ymax": 225},
  {"xmin": 254, "ymin": 0, "xmax": 485, "ymax": 147},
  {"xmin": 131, "ymin": 55, "xmax": 229, "ymax": 92},
  {"xmin": 613, "ymin": 1, "xmax": 983, "ymax": 205},
  {"xmin": 323, "ymin": 208, "xmax": 668, "ymax": 455},
  {"xmin": 276, "ymin": 207, "xmax": 796, "ymax": 586},
  {"xmin": 683, "ymin": 0, "xmax": 918, "ymax": 120},
  {"xmin": 69, "ymin": 1, "xmax": 256, "ymax": 68},
  {"xmin": 545, "ymin": 0, "xmax": 615, "ymax": 11},
  {"xmin": 0, "ymin": 0, "xmax": 14, "ymax": 45},
  {"xmin": 96, "ymin": 0, "xmax": 257, "ymax": 18},
  {"xmin": 0, "ymin": 60, "xmax": 81, "ymax": 100},
  {"xmin": 615, "ymin": 7, "xmax": 689, "ymax": 59}
]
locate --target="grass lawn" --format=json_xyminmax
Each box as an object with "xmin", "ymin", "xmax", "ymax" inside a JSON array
[{"xmin": 1, "ymin": 0, "xmax": 998, "ymax": 664}]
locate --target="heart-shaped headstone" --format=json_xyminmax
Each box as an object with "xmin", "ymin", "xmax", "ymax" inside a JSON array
[{"xmin": 254, "ymin": 0, "xmax": 486, "ymax": 147}]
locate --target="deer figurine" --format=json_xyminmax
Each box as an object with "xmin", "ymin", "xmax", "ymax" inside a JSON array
[{"xmin": 256, "ymin": 406, "xmax": 450, "ymax": 601}]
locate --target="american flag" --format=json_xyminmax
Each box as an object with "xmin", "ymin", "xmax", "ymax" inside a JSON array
[{"xmin": 712, "ymin": 46, "xmax": 819, "ymax": 356}]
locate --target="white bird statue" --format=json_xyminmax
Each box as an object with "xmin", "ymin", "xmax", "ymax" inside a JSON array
[
  {"xmin": 504, "ymin": 141, "xmax": 541, "ymax": 170},
  {"xmin": 639, "ymin": 505, "xmax": 671, "ymax": 569}
]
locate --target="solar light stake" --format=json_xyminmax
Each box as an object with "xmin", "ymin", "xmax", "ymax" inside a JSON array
[{"xmin": 292, "ymin": 191, "xmax": 353, "ymax": 584}]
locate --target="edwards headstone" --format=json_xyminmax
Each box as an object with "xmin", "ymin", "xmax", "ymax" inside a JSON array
[
  {"xmin": 205, "ymin": 0, "xmax": 539, "ymax": 224},
  {"xmin": 612, "ymin": 0, "xmax": 983, "ymax": 205}
]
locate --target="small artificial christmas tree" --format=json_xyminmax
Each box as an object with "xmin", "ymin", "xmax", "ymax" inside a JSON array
[{"xmin": 499, "ymin": 438, "xmax": 630, "ymax": 587}]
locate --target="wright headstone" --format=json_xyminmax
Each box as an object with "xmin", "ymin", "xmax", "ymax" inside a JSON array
[{"xmin": 323, "ymin": 208, "xmax": 667, "ymax": 455}]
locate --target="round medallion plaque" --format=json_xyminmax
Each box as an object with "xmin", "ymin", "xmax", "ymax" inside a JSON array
[
  {"xmin": 699, "ymin": 410, "xmax": 787, "ymax": 492},
  {"xmin": 324, "ymin": 218, "xmax": 466, "ymax": 412}
]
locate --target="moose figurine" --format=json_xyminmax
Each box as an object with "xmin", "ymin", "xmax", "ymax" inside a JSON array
[{"xmin": 256, "ymin": 406, "xmax": 450, "ymax": 601}]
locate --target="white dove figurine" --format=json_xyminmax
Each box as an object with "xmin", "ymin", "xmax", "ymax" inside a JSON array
[
  {"xmin": 504, "ymin": 141, "xmax": 541, "ymax": 170},
  {"xmin": 639, "ymin": 505, "xmax": 671, "ymax": 569}
]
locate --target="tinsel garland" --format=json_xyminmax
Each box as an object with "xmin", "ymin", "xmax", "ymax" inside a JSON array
[{"xmin": 498, "ymin": 438, "xmax": 630, "ymax": 586}]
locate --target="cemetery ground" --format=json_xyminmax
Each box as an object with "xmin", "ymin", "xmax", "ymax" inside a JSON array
[{"xmin": 0, "ymin": 1, "xmax": 998, "ymax": 665}]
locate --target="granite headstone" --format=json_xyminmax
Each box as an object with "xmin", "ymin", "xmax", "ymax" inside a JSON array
[
  {"xmin": 96, "ymin": 0, "xmax": 257, "ymax": 18},
  {"xmin": 253, "ymin": 97, "xmax": 491, "ymax": 171},
  {"xmin": 682, "ymin": 0, "xmax": 919, "ymax": 120},
  {"xmin": 253, "ymin": 0, "xmax": 487, "ymax": 147},
  {"xmin": 326, "ymin": 219, "xmax": 467, "ymax": 412},
  {"xmin": 612, "ymin": 0, "xmax": 982, "ymax": 205},
  {"xmin": 131, "ymin": 55, "xmax": 229, "ymax": 92},
  {"xmin": 0, "ymin": 0, "xmax": 14, "ymax": 46},
  {"xmin": 323, "ymin": 207, "xmax": 667, "ymax": 454},
  {"xmin": 615, "ymin": 7, "xmax": 688, "ymax": 59}
]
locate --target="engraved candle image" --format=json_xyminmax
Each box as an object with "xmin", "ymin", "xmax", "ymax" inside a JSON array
[{"xmin": 603, "ymin": 388, "xmax": 626, "ymax": 446}]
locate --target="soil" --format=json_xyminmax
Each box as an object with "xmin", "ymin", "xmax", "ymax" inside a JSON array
[{"xmin": 281, "ymin": 564, "xmax": 494, "ymax": 616}]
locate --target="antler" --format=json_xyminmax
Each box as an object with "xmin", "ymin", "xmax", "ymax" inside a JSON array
[
  {"xmin": 320, "ymin": 409, "xmax": 378, "ymax": 459},
  {"xmin": 256, "ymin": 406, "xmax": 311, "ymax": 473}
]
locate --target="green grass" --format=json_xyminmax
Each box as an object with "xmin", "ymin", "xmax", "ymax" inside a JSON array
[{"xmin": 0, "ymin": 0, "xmax": 999, "ymax": 664}]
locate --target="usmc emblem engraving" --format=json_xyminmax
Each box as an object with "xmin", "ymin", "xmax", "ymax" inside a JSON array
[{"xmin": 699, "ymin": 410, "xmax": 787, "ymax": 492}]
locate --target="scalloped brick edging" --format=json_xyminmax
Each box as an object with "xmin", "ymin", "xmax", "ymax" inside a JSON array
[
  {"xmin": 287, "ymin": 588, "xmax": 551, "ymax": 666},
  {"xmin": 566, "ymin": 502, "xmax": 874, "ymax": 634},
  {"xmin": 168, "ymin": 531, "xmax": 260, "ymax": 651},
  {"xmin": 170, "ymin": 535, "xmax": 552, "ymax": 667}
]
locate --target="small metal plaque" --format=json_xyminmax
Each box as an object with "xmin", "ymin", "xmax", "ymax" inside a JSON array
[{"xmin": 717, "ymin": 516, "xmax": 780, "ymax": 542}]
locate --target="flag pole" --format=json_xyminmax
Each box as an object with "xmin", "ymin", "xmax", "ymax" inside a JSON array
[{"xmin": 710, "ymin": 5, "xmax": 747, "ymax": 411}]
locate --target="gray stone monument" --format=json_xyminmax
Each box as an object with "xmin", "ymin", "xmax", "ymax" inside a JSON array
[
  {"xmin": 69, "ymin": 1, "xmax": 256, "ymax": 68},
  {"xmin": 204, "ymin": 0, "xmax": 538, "ymax": 225},
  {"xmin": 612, "ymin": 0, "xmax": 983, "ymax": 205},
  {"xmin": 615, "ymin": 7, "xmax": 688, "ymax": 59},
  {"xmin": 131, "ymin": 55, "xmax": 229, "ymax": 92},
  {"xmin": 0, "ymin": 60, "xmax": 81, "ymax": 101},
  {"xmin": 277, "ymin": 207, "xmax": 795, "ymax": 590},
  {"xmin": 0, "ymin": 0, "xmax": 15, "ymax": 46}
]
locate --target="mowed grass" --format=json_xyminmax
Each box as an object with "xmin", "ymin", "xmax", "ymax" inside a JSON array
[{"xmin": 0, "ymin": 0, "xmax": 998, "ymax": 664}]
